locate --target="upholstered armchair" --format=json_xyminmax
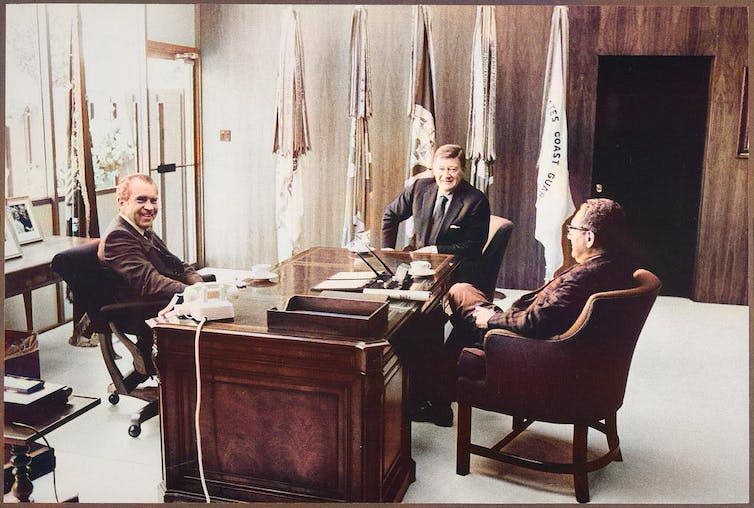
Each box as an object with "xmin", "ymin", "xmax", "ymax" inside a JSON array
[{"xmin": 455, "ymin": 269, "xmax": 661, "ymax": 503}]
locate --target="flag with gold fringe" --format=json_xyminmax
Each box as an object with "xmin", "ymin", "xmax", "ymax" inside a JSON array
[
  {"xmin": 466, "ymin": 5, "xmax": 497, "ymax": 194},
  {"xmin": 398, "ymin": 5, "xmax": 436, "ymax": 249},
  {"xmin": 64, "ymin": 5, "xmax": 99, "ymax": 238},
  {"xmin": 273, "ymin": 8, "xmax": 310, "ymax": 262},
  {"xmin": 342, "ymin": 6, "xmax": 372, "ymax": 248}
]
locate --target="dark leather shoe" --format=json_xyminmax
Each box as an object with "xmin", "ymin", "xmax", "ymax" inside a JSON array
[
  {"xmin": 433, "ymin": 403, "xmax": 454, "ymax": 427},
  {"xmin": 409, "ymin": 401, "xmax": 453, "ymax": 427}
]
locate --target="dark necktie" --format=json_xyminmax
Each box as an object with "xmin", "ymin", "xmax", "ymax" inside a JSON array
[{"xmin": 428, "ymin": 195, "xmax": 448, "ymax": 245}]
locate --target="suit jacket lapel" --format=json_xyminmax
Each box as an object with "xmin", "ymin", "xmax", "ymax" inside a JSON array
[{"xmin": 419, "ymin": 182, "xmax": 439, "ymax": 246}]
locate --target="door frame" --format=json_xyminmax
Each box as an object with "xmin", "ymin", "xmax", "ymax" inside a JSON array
[{"xmin": 145, "ymin": 40, "xmax": 205, "ymax": 267}]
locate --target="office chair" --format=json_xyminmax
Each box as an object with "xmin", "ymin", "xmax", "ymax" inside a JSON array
[
  {"xmin": 51, "ymin": 240, "xmax": 214, "ymax": 437},
  {"xmin": 455, "ymin": 269, "xmax": 661, "ymax": 503}
]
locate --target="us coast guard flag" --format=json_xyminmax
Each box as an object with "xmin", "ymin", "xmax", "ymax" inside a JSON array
[{"xmin": 535, "ymin": 6, "xmax": 575, "ymax": 281}]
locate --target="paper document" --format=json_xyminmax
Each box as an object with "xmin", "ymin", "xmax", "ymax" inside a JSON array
[
  {"xmin": 328, "ymin": 271, "xmax": 376, "ymax": 280},
  {"xmin": 363, "ymin": 288, "xmax": 430, "ymax": 302},
  {"xmin": 312, "ymin": 279, "xmax": 371, "ymax": 291},
  {"xmin": 320, "ymin": 290, "xmax": 389, "ymax": 302}
]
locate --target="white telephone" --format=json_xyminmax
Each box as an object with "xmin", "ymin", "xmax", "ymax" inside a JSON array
[{"xmin": 160, "ymin": 282, "xmax": 238, "ymax": 321}]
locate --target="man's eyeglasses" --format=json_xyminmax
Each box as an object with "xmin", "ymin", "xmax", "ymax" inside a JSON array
[{"xmin": 566, "ymin": 224, "xmax": 590, "ymax": 232}]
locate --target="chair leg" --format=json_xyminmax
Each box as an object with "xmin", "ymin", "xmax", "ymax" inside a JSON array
[
  {"xmin": 605, "ymin": 412, "xmax": 623, "ymax": 462},
  {"xmin": 100, "ymin": 332, "xmax": 131, "ymax": 395},
  {"xmin": 456, "ymin": 402, "xmax": 472, "ymax": 475},
  {"xmin": 573, "ymin": 423, "xmax": 590, "ymax": 503}
]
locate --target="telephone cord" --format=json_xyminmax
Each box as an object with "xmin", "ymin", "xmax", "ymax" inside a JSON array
[{"xmin": 193, "ymin": 316, "xmax": 210, "ymax": 503}]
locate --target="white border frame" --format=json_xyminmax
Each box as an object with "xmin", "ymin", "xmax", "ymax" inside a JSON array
[
  {"xmin": 4, "ymin": 217, "xmax": 23, "ymax": 260},
  {"xmin": 6, "ymin": 196, "xmax": 44, "ymax": 245}
]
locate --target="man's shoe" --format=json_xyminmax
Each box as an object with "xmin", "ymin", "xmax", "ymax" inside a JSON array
[
  {"xmin": 409, "ymin": 401, "xmax": 435, "ymax": 423},
  {"xmin": 409, "ymin": 400, "xmax": 454, "ymax": 427}
]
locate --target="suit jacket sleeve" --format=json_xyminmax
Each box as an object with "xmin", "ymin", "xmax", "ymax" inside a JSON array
[
  {"xmin": 486, "ymin": 273, "xmax": 587, "ymax": 339},
  {"xmin": 381, "ymin": 182, "xmax": 417, "ymax": 248},
  {"xmin": 100, "ymin": 228, "xmax": 190, "ymax": 301},
  {"xmin": 436, "ymin": 193, "xmax": 490, "ymax": 258}
]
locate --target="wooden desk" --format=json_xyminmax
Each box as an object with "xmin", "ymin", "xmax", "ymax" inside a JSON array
[
  {"xmin": 154, "ymin": 247, "xmax": 457, "ymax": 503},
  {"xmin": 4, "ymin": 236, "xmax": 97, "ymax": 331},
  {"xmin": 4, "ymin": 395, "xmax": 101, "ymax": 502}
]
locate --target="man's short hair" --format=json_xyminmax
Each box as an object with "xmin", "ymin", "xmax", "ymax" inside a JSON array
[
  {"xmin": 581, "ymin": 198, "xmax": 626, "ymax": 251},
  {"xmin": 116, "ymin": 173, "xmax": 157, "ymax": 202},
  {"xmin": 433, "ymin": 144, "xmax": 466, "ymax": 170}
]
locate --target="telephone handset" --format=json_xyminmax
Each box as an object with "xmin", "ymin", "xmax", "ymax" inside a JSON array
[
  {"xmin": 159, "ymin": 282, "xmax": 238, "ymax": 321},
  {"xmin": 393, "ymin": 263, "xmax": 413, "ymax": 290},
  {"xmin": 376, "ymin": 263, "xmax": 412, "ymax": 290}
]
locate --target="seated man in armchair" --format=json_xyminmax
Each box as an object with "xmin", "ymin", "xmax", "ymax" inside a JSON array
[
  {"xmin": 416, "ymin": 198, "xmax": 637, "ymax": 427},
  {"xmin": 448, "ymin": 198, "xmax": 636, "ymax": 342}
]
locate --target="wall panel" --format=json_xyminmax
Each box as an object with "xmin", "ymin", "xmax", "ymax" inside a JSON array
[{"xmin": 200, "ymin": 4, "xmax": 748, "ymax": 304}]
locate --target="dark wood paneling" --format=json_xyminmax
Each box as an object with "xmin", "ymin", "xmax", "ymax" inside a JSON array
[
  {"xmin": 200, "ymin": 5, "xmax": 748, "ymax": 304},
  {"xmin": 493, "ymin": 5, "xmax": 552, "ymax": 289},
  {"xmin": 570, "ymin": 5, "xmax": 748, "ymax": 304},
  {"xmin": 694, "ymin": 7, "xmax": 748, "ymax": 304}
]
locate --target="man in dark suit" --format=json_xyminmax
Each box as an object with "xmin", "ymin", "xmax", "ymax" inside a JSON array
[
  {"xmin": 98, "ymin": 173, "xmax": 203, "ymax": 373},
  {"xmin": 381, "ymin": 144, "xmax": 490, "ymax": 427},
  {"xmin": 382, "ymin": 144, "xmax": 490, "ymax": 284}
]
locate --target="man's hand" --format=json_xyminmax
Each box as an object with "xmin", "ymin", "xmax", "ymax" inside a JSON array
[
  {"xmin": 473, "ymin": 306, "xmax": 496, "ymax": 329},
  {"xmin": 412, "ymin": 246, "xmax": 438, "ymax": 254}
]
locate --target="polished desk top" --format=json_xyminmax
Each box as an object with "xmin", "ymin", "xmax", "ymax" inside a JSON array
[
  {"xmin": 4, "ymin": 235, "xmax": 98, "ymax": 297},
  {"xmin": 153, "ymin": 247, "xmax": 457, "ymax": 344}
]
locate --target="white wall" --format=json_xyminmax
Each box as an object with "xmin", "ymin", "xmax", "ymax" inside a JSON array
[{"xmin": 146, "ymin": 4, "xmax": 196, "ymax": 46}]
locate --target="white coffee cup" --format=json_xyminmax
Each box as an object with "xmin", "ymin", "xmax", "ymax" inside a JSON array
[
  {"xmin": 250, "ymin": 263, "xmax": 272, "ymax": 278},
  {"xmin": 410, "ymin": 260, "xmax": 432, "ymax": 273}
]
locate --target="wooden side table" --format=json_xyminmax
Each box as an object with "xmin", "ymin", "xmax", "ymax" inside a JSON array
[{"xmin": 4, "ymin": 395, "xmax": 100, "ymax": 502}]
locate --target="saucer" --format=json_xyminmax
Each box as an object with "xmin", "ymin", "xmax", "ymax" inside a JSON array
[
  {"xmin": 347, "ymin": 245, "xmax": 371, "ymax": 254},
  {"xmin": 244, "ymin": 272, "xmax": 279, "ymax": 282},
  {"xmin": 409, "ymin": 268, "xmax": 435, "ymax": 277}
]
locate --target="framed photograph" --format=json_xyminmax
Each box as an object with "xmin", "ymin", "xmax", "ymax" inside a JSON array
[
  {"xmin": 6, "ymin": 196, "xmax": 44, "ymax": 245},
  {"xmin": 737, "ymin": 66, "xmax": 749, "ymax": 159},
  {"xmin": 5, "ymin": 217, "xmax": 23, "ymax": 260}
]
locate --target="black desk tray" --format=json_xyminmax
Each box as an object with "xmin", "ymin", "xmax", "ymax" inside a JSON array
[{"xmin": 267, "ymin": 295, "xmax": 389, "ymax": 338}]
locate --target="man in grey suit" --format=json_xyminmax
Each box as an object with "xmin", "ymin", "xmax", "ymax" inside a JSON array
[
  {"xmin": 382, "ymin": 144, "xmax": 490, "ymax": 285},
  {"xmin": 98, "ymin": 173, "xmax": 203, "ymax": 373}
]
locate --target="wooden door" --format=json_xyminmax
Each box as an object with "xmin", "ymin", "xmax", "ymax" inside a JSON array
[{"xmin": 591, "ymin": 56, "xmax": 711, "ymax": 297}]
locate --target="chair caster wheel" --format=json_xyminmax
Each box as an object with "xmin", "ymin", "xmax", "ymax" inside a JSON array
[
  {"xmin": 109, "ymin": 392, "xmax": 120, "ymax": 404},
  {"xmin": 128, "ymin": 424, "xmax": 141, "ymax": 437}
]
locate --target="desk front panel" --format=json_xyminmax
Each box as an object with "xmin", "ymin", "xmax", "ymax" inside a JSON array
[
  {"xmin": 156, "ymin": 328, "xmax": 413, "ymax": 502},
  {"xmin": 155, "ymin": 247, "xmax": 455, "ymax": 502}
]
